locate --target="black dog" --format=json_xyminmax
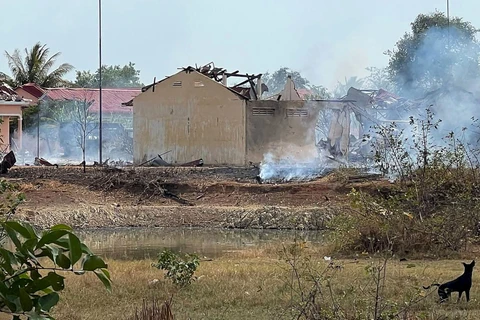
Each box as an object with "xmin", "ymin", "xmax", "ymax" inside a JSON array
[{"xmin": 423, "ymin": 260, "xmax": 475, "ymax": 303}]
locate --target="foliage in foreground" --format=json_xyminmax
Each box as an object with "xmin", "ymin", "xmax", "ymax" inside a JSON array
[
  {"xmin": 329, "ymin": 109, "xmax": 480, "ymax": 255},
  {"xmin": 152, "ymin": 249, "xmax": 199, "ymax": 287},
  {"xmin": 0, "ymin": 222, "xmax": 112, "ymax": 319},
  {"xmin": 0, "ymin": 178, "xmax": 111, "ymax": 319}
]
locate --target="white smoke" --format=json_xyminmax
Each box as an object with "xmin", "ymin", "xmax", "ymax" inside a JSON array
[{"xmin": 259, "ymin": 151, "xmax": 328, "ymax": 182}]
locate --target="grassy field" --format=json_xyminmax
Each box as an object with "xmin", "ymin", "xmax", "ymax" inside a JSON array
[{"xmin": 39, "ymin": 243, "xmax": 480, "ymax": 320}]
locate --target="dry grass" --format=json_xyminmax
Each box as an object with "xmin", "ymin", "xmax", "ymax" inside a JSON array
[{"xmin": 42, "ymin": 244, "xmax": 480, "ymax": 320}]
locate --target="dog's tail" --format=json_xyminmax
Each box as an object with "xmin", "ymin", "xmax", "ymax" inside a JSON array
[{"xmin": 423, "ymin": 283, "xmax": 441, "ymax": 290}]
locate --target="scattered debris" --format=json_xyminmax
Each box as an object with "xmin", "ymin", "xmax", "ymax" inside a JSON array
[
  {"xmin": 179, "ymin": 158, "xmax": 203, "ymax": 167},
  {"xmin": 34, "ymin": 157, "xmax": 58, "ymax": 168},
  {"xmin": 151, "ymin": 156, "xmax": 172, "ymax": 167},
  {"xmin": 138, "ymin": 150, "xmax": 173, "ymax": 167},
  {"xmin": 0, "ymin": 151, "xmax": 16, "ymax": 174},
  {"xmin": 141, "ymin": 154, "xmax": 204, "ymax": 168},
  {"xmin": 163, "ymin": 190, "xmax": 193, "ymax": 206}
]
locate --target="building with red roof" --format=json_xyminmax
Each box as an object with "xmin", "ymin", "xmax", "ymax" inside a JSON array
[
  {"xmin": 0, "ymin": 82, "xmax": 31, "ymax": 152},
  {"xmin": 42, "ymin": 88, "xmax": 140, "ymax": 116},
  {"xmin": 15, "ymin": 84, "xmax": 141, "ymax": 119}
]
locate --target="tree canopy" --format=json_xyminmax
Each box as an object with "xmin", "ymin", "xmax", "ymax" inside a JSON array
[
  {"xmin": 4, "ymin": 42, "xmax": 73, "ymax": 88},
  {"xmin": 74, "ymin": 62, "xmax": 144, "ymax": 88},
  {"xmin": 387, "ymin": 11, "xmax": 480, "ymax": 98},
  {"xmin": 262, "ymin": 67, "xmax": 330, "ymax": 99},
  {"xmin": 332, "ymin": 76, "xmax": 366, "ymax": 98}
]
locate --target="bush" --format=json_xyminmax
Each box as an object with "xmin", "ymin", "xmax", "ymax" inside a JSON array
[
  {"xmin": 329, "ymin": 109, "xmax": 480, "ymax": 255},
  {"xmin": 152, "ymin": 249, "xmax": 199, "ymax": 287},
  {"xmin": 278, "ymin": 239, "xmax": 420, "ymax": 320}
]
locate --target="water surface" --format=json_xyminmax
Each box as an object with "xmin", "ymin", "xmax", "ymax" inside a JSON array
[{"xmin": 75, "ymin": 227, "xmax": 324, "ymax": 260}]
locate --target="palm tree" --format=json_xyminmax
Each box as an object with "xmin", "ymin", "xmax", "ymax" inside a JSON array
[
  {"xmin": 333, "ymin": 76, "xmax": 365, "ymax": 98},
  {"xmin": 4, "ymin": 42, "xmax": 73, "ymax": 88}
]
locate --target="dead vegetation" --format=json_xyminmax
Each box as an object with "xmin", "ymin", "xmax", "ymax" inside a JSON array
[{"xmin": 129, "ymin": 298, "xmax": 174, "ymax": 320}]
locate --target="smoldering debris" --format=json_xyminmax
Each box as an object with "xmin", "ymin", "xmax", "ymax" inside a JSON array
[{"xmin": 257, "ymin": 153, "xmax": 330, "ymax": 183}]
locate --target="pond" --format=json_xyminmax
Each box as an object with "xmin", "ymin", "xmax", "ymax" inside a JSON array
[{"xmin": 74, "ymin": 227, "xmax": 324, "ymax": 260}]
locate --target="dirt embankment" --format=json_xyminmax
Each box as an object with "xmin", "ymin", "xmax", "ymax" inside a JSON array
[{"xmin": 6, "ymin": 166, "xmax": 389, "ymax": 229}]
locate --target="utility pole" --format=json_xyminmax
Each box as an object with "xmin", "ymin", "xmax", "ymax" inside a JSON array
[
  {"xmin": 447, "ymin": 0, "xmax": 450, "ymax": 49},
  {"xmin": 447, "ymin": 0, "xmax": 450, "ymax": 26},
  {"xmin": 98, "ymin": 0, "xmax": 103, "ymax": 164}
]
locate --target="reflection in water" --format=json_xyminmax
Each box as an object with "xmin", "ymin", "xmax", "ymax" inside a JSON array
[{"xmin": 75, "ymin": 228, "xmax": 324, "ymax": 260}]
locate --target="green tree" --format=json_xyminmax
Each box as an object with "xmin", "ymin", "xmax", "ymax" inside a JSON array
[
  {"xmin": 262, "ymin": 67, "xmax": 330, "ymax": 99},
  {"xmin": 4, "ymin": 42, "xmax": 73, "ymax": 88},
  {"xmin": 74, "ymin": 62, "xmax": 144, "ymax": 88},
  {"xmin": 386, "ymin": 11, "xmax": 480, "ymax": 97}
]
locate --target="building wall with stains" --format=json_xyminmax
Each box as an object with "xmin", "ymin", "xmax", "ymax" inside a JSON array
[
  {"xmin": 133, "ymin": 70, "xmax": 247, "ymax": 165},
  {"xmin": 245, "ymin": 100, "xmax": 322, "ymax": 163}
]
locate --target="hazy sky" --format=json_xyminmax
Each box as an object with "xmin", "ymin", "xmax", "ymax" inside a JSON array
[{"xmin": 0, "ymin": 0, "xmax": 476, "ymax": 90}]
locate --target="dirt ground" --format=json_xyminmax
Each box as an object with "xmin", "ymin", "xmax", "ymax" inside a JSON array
[{"xmin": 4, "ymin": 165, "xmax": 389, "ymax": 229}]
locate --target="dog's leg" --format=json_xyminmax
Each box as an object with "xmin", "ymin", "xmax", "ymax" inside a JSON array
[{"xmin": 466, "ymin": 290, "xmax": 470, "ymax": 302}]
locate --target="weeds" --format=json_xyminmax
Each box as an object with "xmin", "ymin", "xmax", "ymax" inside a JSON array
[
  {"xmin": 278, "ymin": 239, "xmax": 444, "ymax": 320},
  {"xmin": 129, "ymin": 297, "xmax": 174, "ymax": 320},
  {"xmin": 330, "ymin": 108, "xmax": 480, "ymax": 255}
]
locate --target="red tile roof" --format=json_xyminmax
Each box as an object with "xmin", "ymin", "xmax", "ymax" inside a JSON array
[{"xmin": 44, "ymin": 88, "xmax": 141, "ymax": 114}]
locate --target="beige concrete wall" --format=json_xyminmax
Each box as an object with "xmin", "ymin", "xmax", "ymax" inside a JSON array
[
  {"xmin": 0, "ymin": 104, "xmax": 24, "ymax": 152},
  {"xmin": 0, "ymin": 117, "xmax": 10, "ymax": 151},
  {"xmin": 133, "ymin": 71, "xmax": 247, "ymax": 165},
  {"xmin": 245, "ymin": 100, "xmax": 323, "ymax": 163}
]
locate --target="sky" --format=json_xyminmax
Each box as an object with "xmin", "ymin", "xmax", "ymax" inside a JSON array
[{"xmin": 0, "ymin": 0, "xmax": 477, "ymax": 91}]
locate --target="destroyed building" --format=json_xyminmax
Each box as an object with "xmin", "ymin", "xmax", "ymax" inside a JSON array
[{"xmin": 128, "ymin": 63, "xmax": 365, "ymax": 166}]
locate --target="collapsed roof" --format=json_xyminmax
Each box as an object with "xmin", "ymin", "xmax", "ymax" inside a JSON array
[
  {"xmin": 0, "ymin": 82, "xmax": 31, "ymax": 105},
  {"xmin": 179, "ymin": 62, "xmax": 267, "ymax": 100}
]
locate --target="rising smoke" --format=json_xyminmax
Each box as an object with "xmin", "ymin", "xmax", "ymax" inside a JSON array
[
  {"xmin": 259, "ymin": 25, "xmax": 480, "ymax": 182},
  {"xmin": 403, "ymin": 26, "xmax": 480, "ymax": 144},
  {"xmin": 20, "ymin": 98, "xmax": 133, "ymax": 166}
]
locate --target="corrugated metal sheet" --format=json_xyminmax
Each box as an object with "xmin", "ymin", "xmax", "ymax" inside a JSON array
[{"xmin": 44, "ymin": 88, "xmax": 141, "ymax": 114}]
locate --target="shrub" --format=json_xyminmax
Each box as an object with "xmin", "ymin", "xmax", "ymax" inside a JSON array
[
  {"xmin": 329, "ymin": 109, "xmax": 480, "ymax": 255},
  {"xmin": 152, "ymin": 249, "xmax": 199, "ymax": 287}
]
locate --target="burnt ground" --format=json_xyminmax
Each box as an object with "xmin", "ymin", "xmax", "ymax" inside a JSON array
[{"xmin": 4, "ymin": 166, "xmax": 390, "ymax": 229}]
